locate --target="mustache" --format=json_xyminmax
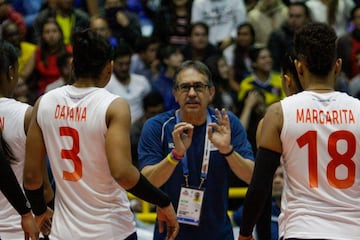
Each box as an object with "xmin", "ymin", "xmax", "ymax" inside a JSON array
[{"xmin": 185, "ymin": 99, "xmax": 200, "ymax": 104}]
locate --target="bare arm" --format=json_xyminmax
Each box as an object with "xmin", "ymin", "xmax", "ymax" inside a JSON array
[
  {"xmin": 105, "ymin": 98, "xmax": 140, "ymax": 189},
  {"xmin": 141, "ymin": 160, "xmax": 179, "ymax": 187},
  {"xmin": 23, "ymin": 98, "xmax": 46, "ymax": 190},
  {"xmin": 223, "ymin": 152, "xmax": 254, "ymax": 184},
  {"xmin": 257, "ymin": 103, "xmax": 283, "ymax": 153}
]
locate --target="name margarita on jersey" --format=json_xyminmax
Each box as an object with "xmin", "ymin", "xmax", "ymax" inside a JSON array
[
  {"xmin": 54, "ymin": 105, "xmax": 87, "ymax": 121},
  {"xmin": 296, "ymin": 108, "xmax": 355, "ymax": 124}
]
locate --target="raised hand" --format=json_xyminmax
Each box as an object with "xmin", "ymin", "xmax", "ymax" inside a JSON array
[
  {"xmin": 157, "ymin": 203, "xmax": 179, "ymax": 240},
  {"xmin": 208, "ymin": 108, "xmax": 232, "ymax": 153},
  {"xmin": 172, "ymin": 122, "xmax": 194, "ymax": 156}
]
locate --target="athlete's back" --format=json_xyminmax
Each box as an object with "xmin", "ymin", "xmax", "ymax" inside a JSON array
[
  {"xmin": 37, "ymin": 86, "xmax": 136, "ymax": 239},
  {"xmin": 0, "ymin": 98, "xmax": 30, "ymax": 240},
  {"xmin": 280, "ymin": 91, "xmax": 360, "ymax": 239}
]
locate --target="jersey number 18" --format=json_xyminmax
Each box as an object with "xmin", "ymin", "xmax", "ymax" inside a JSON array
[{"xmin": 297, "ymin": 130, "xmax": 355, "ymax": 189}]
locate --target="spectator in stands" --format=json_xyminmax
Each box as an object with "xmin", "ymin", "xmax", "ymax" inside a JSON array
[
  {"xmin": 247, "ymin": 0, "xmax": 288, "ymax": 45},
  {"xmin": 152, "ymin": 0, "xmax": 192, "ymax": 47},
  {"xmin": 337, "ymin": 5, "xmax": 360, "ymax": 81},
  {"xmin": 73, "ymin": 0, "xmax": 101, "ymax": 18},
  {"xmin": 130, "ymin": 36, "xmax": 160, "ymax": 82},
  {"xmin": 305, "ymin": 0, "xmax": 354, "ymax": 37},
  {"xmin": 238, "ymin": 45, "xmax": 285, "ymax": 107},
  {"xmin": 105, "ymin": 42, "xmax": 151, "ymax": 124},
  {"xmin": 267, "ymin": 2, "xmax": 311, "ymax": 72},
  {"xmin": 2, "ymin": 21, "xmax": 36, "ymax": 103},
  {"xmin": 126, "ymin": 0, "xmax": 156, "ymax": 36},
  {"xmin": 191, "ymin": 0, "xmax": 247, "ymax": 50},
  {"xmin": 131, "ymin": 90, "xmax": 165, "ymax": 168},
  {"xmin": 245, "ymin": 0, "xmax": 258, "ymax": 11},
  {"xmin": 34, "ymin": 0, "xmax": 90, "ymax": 45},
  {"xmin": 182, "ymin": 22, "xmax": 221, "ymax": 63},
  {"xmin": 152, "ymin": 44, "xmax": 183, "ymax": 111},
  {"xmin": 103, "ymin": 0, "xmax": 141, "ymax": 49},
  {"xmin": 90, "ymin": 16, "xmax": 118, "ymax": 47},
  {"xmin": 10, "ymin": 0, "xmax": 43, "ymax": 42},
  {"xmin": 10, "ymin": 0, "xmax": 43, "ymax": 27},
  {"xmin": 238, "ymin": 88, "xmax": 266, "ymax": 155},
  {"xmin": 204, "ymin": 54, "xmax": 237, "ymax": 113},
  {"xmin": 21, "ymin": 18, "xmax": 72, "ymax": 103},
  {"xmin": 45, "ymin": 51, "xmax": 73, "ymax": 92},
  {"xmin": 348, "ymin": 49, "xmax": 360, "ymax": 97},
  {"xmin": 223, "ymin": 23, "xmax": 256, "ymax": 92},
  {"xmin": 1, "ymin": 21, "xmax": 36, "ymax": 75},
  {"xmin": 0, "ymin": 0, "xmax": 26, "ymax": 38}
]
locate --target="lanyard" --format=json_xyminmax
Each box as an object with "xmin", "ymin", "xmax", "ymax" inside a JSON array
[{"xmin": 175, "ymin": 110, "xmax": 212, "ymax": 189}]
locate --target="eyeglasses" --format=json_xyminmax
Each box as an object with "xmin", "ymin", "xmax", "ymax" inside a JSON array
[{"xmin": 175, "ymin": 82, "xmax": 209, "ymax": 93}]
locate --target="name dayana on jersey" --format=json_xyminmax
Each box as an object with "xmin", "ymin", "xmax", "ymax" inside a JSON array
[{"xmin": 54, "ymin": 104, "xmax": 87, "ymax": 122}]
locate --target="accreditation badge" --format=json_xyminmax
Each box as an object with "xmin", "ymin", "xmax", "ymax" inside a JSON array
[{"xmin": 176, "ymin": 186, "xmax": 204, "ymax": 226}]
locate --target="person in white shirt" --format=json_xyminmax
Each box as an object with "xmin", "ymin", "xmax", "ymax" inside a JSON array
[
  {"xmin": 191, "ymin": 0, "xmax": 247, "ymax": 50},
  {"xmin": 106, "ymin": 42, "xmax": 151, "ymax": 124},
  {"xmin": 305, "ymin": 0, "xmax": 354, "ymax": 37}
]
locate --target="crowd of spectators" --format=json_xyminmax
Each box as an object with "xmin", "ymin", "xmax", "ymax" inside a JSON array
[
  {"xmin": 3, "ymin": 0, "xmax": 357, "ymax": 110},
  {"xmin": 2, "ymin": 0, "xmax": 360, "ymax": 234}
]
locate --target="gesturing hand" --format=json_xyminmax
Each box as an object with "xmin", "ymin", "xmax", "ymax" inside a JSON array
[
  {"xmin": 172, "ymin": 122, "xmax": 194, "ymax": 156},
  {"xmin": 208, "ymin": 108, "xmax": 231, "ymax": 153}
]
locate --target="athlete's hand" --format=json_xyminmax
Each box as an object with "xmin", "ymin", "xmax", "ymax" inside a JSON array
[
  {"xmin": 157, "ymin": 203, "xmax": 179, "ymax": 240},
  {"xmin": 35, "ymin": 207, "xmax": 53, "ymax": 236},
  {"xmin": 21, "ymin": 212, "xmax": 39, "ymax": 240}
]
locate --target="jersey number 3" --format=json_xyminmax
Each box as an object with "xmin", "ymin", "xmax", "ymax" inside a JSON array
[
  {"xmin": 297, "ymin": 130, "xmax": 355, "ymax": 189},
  {"xmin": 60, "ymin": 126, "xmax": 82, "ymax": 181}
]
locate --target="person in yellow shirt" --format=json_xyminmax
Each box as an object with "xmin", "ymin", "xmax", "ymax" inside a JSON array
[
  {"xmin": 1, "ymin": 21, "xmax": 36, "ymax": 74},
  {"xmin": 238, "ymin": 45, "xmax": 285, "ymax": 107},
  {"xmin": 34, "ymin": 0, "xmax": 90, "ymax": 45},
  {"xmin": 2, "ymin": 21, "xmax": 36, "ymax": 103}
]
